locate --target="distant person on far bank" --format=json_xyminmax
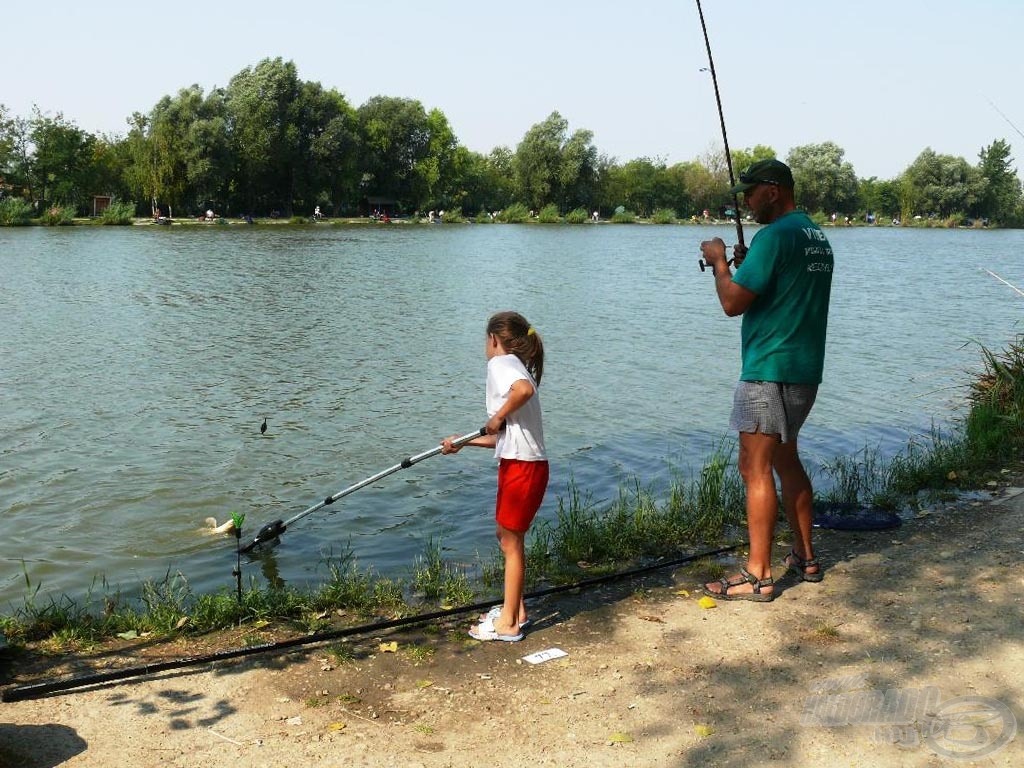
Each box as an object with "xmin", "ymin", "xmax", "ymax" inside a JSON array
[{"xmin": 697, "ymin": 158, "xmax": 834, "ymax": 602}]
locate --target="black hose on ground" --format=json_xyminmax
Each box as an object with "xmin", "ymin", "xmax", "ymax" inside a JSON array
[{"xmin": 1, "ymin": 542, "xmax": 742, "ymax": 702}]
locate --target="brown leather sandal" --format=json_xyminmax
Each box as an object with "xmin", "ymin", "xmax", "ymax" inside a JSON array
[
  {"xmin": 702, "ymin": 567, "xmax": 775, "ymax": 602},
  {"xmin": 784, "ymin": 549, "xmax": 823, "ymax": 582}
]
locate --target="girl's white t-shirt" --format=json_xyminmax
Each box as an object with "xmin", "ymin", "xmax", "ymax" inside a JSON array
[{"xmin": 486, "ymin": 354, "xmax": 546, "ymax": 461}]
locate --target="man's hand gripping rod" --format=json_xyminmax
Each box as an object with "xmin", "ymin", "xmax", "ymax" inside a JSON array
[{"xmin": 695, "ymin": 0, "xmax": 745, "ymax": 274}]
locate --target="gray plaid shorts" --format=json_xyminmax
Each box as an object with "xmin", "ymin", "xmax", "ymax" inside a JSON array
[{"xmin": 729, "ymin": 381, "xmax": 819, "ymax": 444}]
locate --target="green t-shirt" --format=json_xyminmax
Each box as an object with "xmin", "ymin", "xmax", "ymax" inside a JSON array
[{"xmin": 732, "ymin": 210, "xmax": 834, "ymax": 384}]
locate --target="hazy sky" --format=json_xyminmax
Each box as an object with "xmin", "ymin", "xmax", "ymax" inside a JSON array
[{"xmin": 6, "ymin": 0, "xmax": 1022, "ymax": 179}]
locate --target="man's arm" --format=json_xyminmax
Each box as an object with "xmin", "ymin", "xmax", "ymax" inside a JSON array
[{"xmin": 700, "ymin": 237, "xmax": 758, "ymax": 316}]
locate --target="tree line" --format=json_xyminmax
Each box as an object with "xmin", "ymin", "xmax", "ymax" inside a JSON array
[{"xmin": 1, "ymin": 56, "xmax": 1022, "ymax": 225}]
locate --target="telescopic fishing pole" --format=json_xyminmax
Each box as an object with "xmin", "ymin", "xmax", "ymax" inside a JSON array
[
  {"xmin": 695, "ymin": 0, "xmax": 744, "ymax": 273},
  {"xmin": 240, "ymin": 427, "xmax": 487, "ymax": 553}
]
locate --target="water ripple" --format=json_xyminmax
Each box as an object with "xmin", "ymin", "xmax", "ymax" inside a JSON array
[{"xmin": 0, "ymin": 225, "xmax": 1021, "ymax": 604}]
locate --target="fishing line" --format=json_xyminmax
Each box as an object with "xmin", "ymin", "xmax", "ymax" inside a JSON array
[
  {"xmin": 1, "ymin": 542, "xmax": 743, "ymax": 702},
  {"xmin": 695, "ymin": 0, "xmax": 744, "ymax": 273},
  {"xmin": 982, "ymin": 94, "xmax": 1024, "ymax": 141}
]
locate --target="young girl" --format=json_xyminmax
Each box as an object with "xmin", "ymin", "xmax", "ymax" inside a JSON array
[{"xmin": 442, "ymin": 311, "xmax": 548, "ymax": 642}]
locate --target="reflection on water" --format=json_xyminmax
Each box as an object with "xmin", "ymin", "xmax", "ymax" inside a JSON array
[{"xmin": 1, "ymin": 224, "xmax": 1022, "ymax": 604}]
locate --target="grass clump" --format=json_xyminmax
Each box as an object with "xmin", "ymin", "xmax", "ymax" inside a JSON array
[
  {"xmin": 99, "ymin": 201, "xmax": 136, "ymax": 225},
  {"xmin": 565, "ymin": 207, "xmax": 588, "ymax": 224},
  {"xmin": 968, "ymin": 337, "xmax": 1024, "ymax": 458},
  {"xmin": 610, "ymin": 209, "xmax": 636, "ymax": 223},
  {"xmin": 497, "ymin": 202, "xmax": 530, "ymax": 223},
  {"xmin": 537, "ymin": 204, "xmax": 561, "ymax": 223},
  {"xmin": 818, "ymin": 336, "xmax": 1024, "ymax": 510},
  {"xmin": 528, "ymin": 448, "xmax": 744, "ymax": 581},
  {"xmin": 411, "ymin": 537, "xmax": 474, "ymax": 606},
  {"xmin": 40, "ymin": 205, "xmax": 75, "ymax": 226},
  {"xmin": 0, "ymin": 197, "xmax": 33, "ymax": 225},
  {"xmin": 651, "ymin": 208, "xmax": 677, "ymax": 224}
]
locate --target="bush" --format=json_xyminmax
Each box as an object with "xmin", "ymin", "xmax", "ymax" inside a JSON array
[
  {"xmin": 651, "ymin": 208, "xmax": 677, "ymax": 224},
  {"xmin": 474, "ymin": 209, "xmax": 494, "ymax": 223},
  {"xmin": 610, "ymin": 209, "xmax": 636, "ymax": 223},
  {"xmin": 441, "ymin": 207, "xmax": 464, "ymax": 223},
  {"xmin": 537, "ymin": 204, "xmax": 561, "ymax": 223},
  {"xmin": 40, "ymin": 205, "xmax": 76, "ymax": 226},
  {"xmin": 497, "ymin": 202, "xmax": 530, "ymax": 223},
  {"xmin": 0, "ymin": 197, "xmax": 33, "ymax": 226},
  {"xmin": 99, "ymin": 201, "xmax": 136, "ymax": 225},
  {"xmin": 565, "ymin": 207, "xmax": 588, "ymax": 224},
  {"xmin": 498, "ymin": 203, "xmax": 529, "ymax": 223}
]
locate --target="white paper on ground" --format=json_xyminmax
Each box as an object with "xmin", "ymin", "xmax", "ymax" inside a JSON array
[{"xmin": 522, "ymin": 648, "xmax": 568, "ymax": 665}]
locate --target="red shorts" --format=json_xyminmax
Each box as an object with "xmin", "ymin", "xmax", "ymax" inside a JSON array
[{"xmin": 495, "ymin": 459, "xmax": 549, "ymax": 533}]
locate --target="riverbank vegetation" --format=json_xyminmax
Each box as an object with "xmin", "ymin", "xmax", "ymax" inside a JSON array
[
  {"xmin": 1, "ymin": 57, "xmax": 1021, "ymax": 226},
  {"xmin": 1, "ymin": 334, "xmax": 1021, "ymax": 653}
]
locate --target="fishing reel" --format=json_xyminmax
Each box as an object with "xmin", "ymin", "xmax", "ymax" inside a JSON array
[
  {"xmin": 698, "ymin": 250, "xmax": 745, "ymax": 274},
  {"xmin": 698, "ymin": 256, "xmax": 737, "ymax": 273}
]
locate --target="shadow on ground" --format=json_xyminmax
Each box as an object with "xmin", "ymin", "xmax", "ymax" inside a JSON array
[{"xmin": 0, "ymin": 723, "xmax": 86, "ymax": 768}]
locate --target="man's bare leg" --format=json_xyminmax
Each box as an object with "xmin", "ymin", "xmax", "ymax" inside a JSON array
[
  {"xmin": 774, "ymin": 440, "xmax": 819, "ymax": 577},
  {"xmin": 704, "ymin": 431, "xmax": 779, "ymax": 596}
]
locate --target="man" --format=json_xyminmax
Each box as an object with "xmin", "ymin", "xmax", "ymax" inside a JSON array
[{"xmin": 700, "ymin": 158, "xmax": 834, "ymax": 601}]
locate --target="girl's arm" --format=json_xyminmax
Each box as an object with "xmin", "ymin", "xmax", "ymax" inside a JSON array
[
  {"xmin": 441, "ymin": 432, "xmax": 496, "ymax": 453},
  {"xmin": 486, "ymin": 379, "xmax": 534, "ymax": 435},
  {"xmin": 441, "ymin": 378, "xmax": 535, "ymax": 453}
]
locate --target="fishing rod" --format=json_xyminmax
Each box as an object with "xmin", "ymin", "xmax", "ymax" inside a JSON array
[
  {"xmin": 695, "ymin": 0, "xmax": 744, "ymax": 274},
  {"xmin": 239, "ymin": 427, "xmax": 487, "ymax": 553},
  {"xmin": 982, "ymin": 268, "xmax": 1024, "ymax": 297}
]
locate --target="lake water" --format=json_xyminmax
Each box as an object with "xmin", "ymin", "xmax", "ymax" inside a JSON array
[{"xmin": 1, "ymin": 223, "xmax": 1021, "ymax": 607}]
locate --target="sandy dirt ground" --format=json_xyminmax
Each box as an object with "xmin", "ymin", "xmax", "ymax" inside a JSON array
[{"xmin": 1, "ymin": 479, "xmax": 1022, "ymax": 768}]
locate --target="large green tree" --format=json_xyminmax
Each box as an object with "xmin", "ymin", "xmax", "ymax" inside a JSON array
[
  {"xmin": 730, "ymin": 144, "xmax": 777, "ymax": 180},
  {"xmin": 28, "ymin": 110, "xmax": 100, "ymax": 211},
  {"xmin": 292, "ymin": 81, "xmax": 359, "ymax": 214},
  {"xmin": 513, "ymin": 112, "xmax": 567, "ymax": 210},
  {"xmin": 139, "ymin": 85, "xmax": 231, "ymax": 215},
  {"xmin": 976, "ymin": 138, "xmax": 1021, "ymax": 223},
  {"xmin": 225, "ymin": 57, "xmax": 303, "ymax": 214},
  {"xmin": 0, "ymin": 105, "xmax": 15, "ymax": 181},
  {"xmin": 357, "ymin": 95, "xmax": 434, "ymax": 211},
  {"xmin": 558, "ymin": 127, "xmax": 599, "ymax": 212},
  {"xmin": 0, "ymin": 106, "xmax": 33, "ymax": 198},
  {"xmin": 857, "ymin": 176, "xmax": 900, "ymax": 219},
  {"xmin": 512, "ymin": 112, "xmax": 598, "ymax": 212},
  {"xmin": 901, "ymin": 148, "xmax": 985, "ymax": 218},
  {"xmin": 605, "ymin": 158, "xmax": 663, "ymax": 216},
  {"xmin": 416, "ymin": 107, "xmax": 460, "ymax": 209},
  {"xmin": 786, "ymin": 141, "xmax": 858, "ymax": 214}
]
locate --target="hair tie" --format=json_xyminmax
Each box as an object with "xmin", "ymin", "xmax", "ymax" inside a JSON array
[{"xmin": 527, "ymin": 327, "xmax": 536, "ymax": 336}]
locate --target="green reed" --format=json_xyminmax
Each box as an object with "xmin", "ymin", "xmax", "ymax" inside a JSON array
[{"xmin": 4, "ymin": 336, "xmax": 1022, "ymax": 649}]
